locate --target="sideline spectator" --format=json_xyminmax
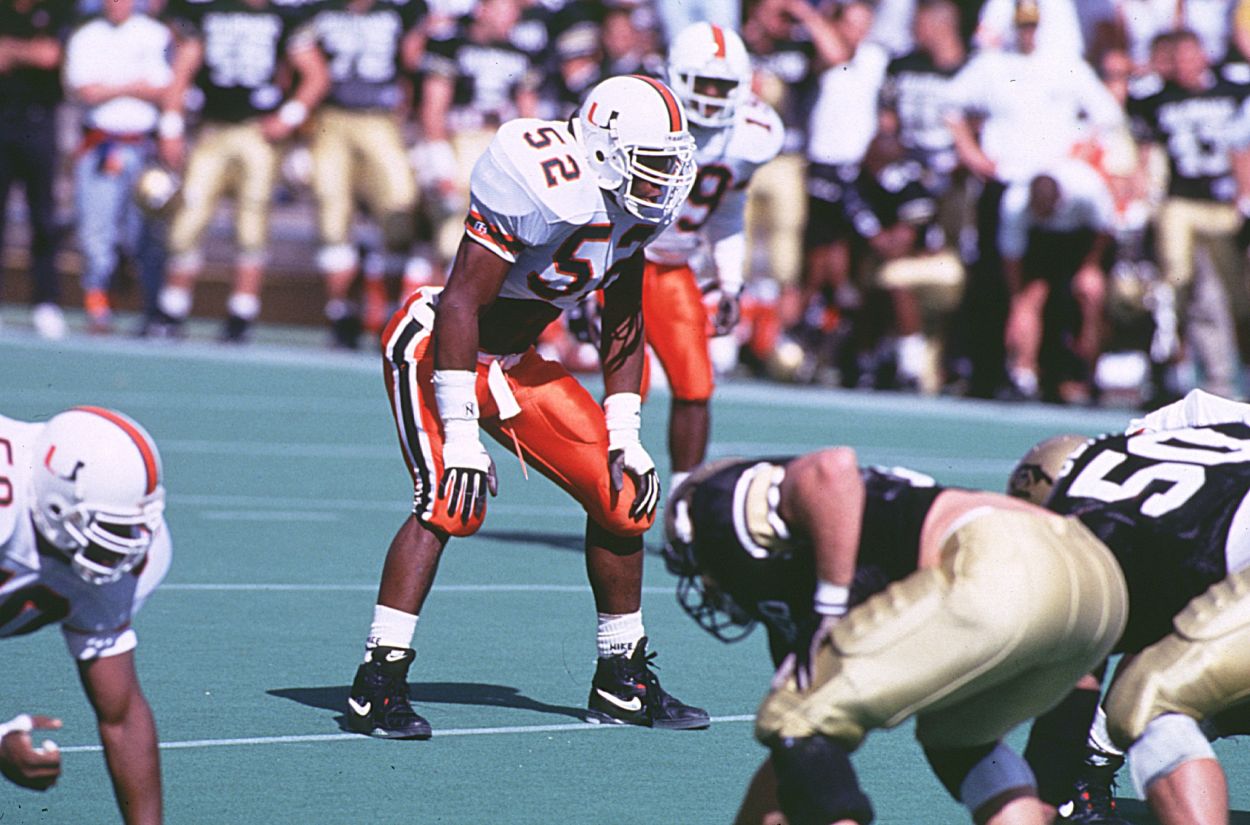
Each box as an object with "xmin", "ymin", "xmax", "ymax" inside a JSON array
[
  {"xmin": 64, "ymin": 0, "xmax": 173, "ymax": 335},
  {"xmin": 158, "ymin": 0, "xmax": 329, "ymax": 342},
  {"xmin": 999, "ymin": 159, "xmax": 1116, "ymax": 403},
  {"xmin": 1129, "ymin": 29, "xmax": 1250, "ymax": 397},
  {"xmin": 309, "ymin": 0, "xmax": 427, "ymax": 349},
  {"xmin": 943, "ymin": 0, "xmax": 1123, "ymax": 397},
  {"xmin": 0, "ymin": 0, "xmax": 74, "ymax": 340},
  {"xmin": 413, "ymin": 0, "xmax": 541, "ymax": 272}
]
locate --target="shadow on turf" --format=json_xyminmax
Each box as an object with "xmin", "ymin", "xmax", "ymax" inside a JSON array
[
  {"xmin": 476, "ymin": 529, "xmax": 668, "ymax": 556},
  {"xmin": 268, "ymin": 683, "xmax": 590, "ymax": 731},
  {"xmin": 1115, "ymin": 799, "xmax": 1250, "ymax": 823}
]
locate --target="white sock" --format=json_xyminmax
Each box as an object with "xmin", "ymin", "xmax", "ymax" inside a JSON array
[
  {"xmin": 227, "ymin": 292, "xmax": 261, "ymax": 321},
  {"xmin": 896, "ymin": 333, "xmax": 927, "ymax": 380},
  {"xmin": 159, "ymin": 286, "xmax": 192, "ymax": 320},
  {"xmin": 597, "ymin": 611, "xmax": 644, "ymax": 659},
  {"xmin": 670, "ymin": 470, "xmax": 691, "ymax": 495},
  {"xmin": 365, "ymin": 604, "xmax": 418, "ymax": 659}
]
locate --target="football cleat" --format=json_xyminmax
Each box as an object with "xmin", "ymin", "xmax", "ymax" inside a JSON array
[
  {"xmin": 346, "ymin": 646, "xmax": 432, "ymax": 740},
  {"xmin": 1056, "ymin": 766, "xmax": 1129, "ymax": 825},
  {"xmin": 220, "ymin": 314, "xmax": 251, "ymax": 344},
  {"xmin": 586, "ymin": 637, "xmax": 710, "ymax": 730}
]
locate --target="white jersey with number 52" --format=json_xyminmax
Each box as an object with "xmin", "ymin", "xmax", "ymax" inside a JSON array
[{"xmin": 464, "ymin": 118, "xmax": 675, "ymax": 310}]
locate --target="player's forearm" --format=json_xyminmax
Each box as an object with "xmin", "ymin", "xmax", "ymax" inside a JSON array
[
  {"xmin": 99, "ymin": 700, "xmax": 161, "ymax": 825},
  {"xmin": 2, "ymin": 37, "xmax": 61, "ymax": 70}
]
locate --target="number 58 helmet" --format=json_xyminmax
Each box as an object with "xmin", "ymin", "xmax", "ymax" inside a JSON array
[
  {"xmin": 30, "ymin": 407, "xmax": 165, "ymax": 585},
  {"xmin": 574, "ymin": 74, "xmax": 697, "ymax": 223},
  {"xmin": 667, "ymin": 22, "xmax": 752, "ymax": 128}
]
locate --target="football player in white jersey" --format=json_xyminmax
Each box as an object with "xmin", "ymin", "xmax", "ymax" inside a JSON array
[
  {"xmin": 346, "ymin": 74, "xmax": 711, "ymax": 739},
  {"xmin": 0, "ymin": 407, "xmax": 170, "ymax": 824},
  {"xmin": 642, "ymin": 22, "xmax": 784, "ymax": 495}
]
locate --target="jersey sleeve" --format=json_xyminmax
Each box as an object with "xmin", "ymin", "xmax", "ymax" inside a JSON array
[
  {"xmin": 463, "ymin": 136, "xmax": 549, "ymax": 263},
  {"xmin": 1129, "ymin": 389, "xmax": 1250, "ymax": 433}
]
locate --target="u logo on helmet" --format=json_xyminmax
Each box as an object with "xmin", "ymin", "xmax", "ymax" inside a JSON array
[{"xmin": 30, "ymin": 408, "xmax": 166, "ymax": 585}]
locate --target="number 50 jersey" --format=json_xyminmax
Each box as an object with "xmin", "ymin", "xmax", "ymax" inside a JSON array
[
  {"xmin": 1048, "ymin": 423, "xmax": 1250, "ymax": 653},
  {"xmin": 464, "ymin": 119, "xmax": 673, "ymax": 311}
]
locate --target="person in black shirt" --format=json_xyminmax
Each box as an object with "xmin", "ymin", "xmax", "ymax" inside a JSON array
[
  {"xmin": 158, "ymin": 0, "xmax": 329, "ymax": 342},
  {"xmin": 308, "ymin": 0, "xmax": 426, "ymax": 349},
  {"xmin": 0, "ymin": 0, "xmax": 74, "ymax": 340},
  {"xmin": 664, "ymin": 448, "xmax": 1127, "ymax": 825},
  {"xmin": 1128, "ymin": 29, "xmax": 1250, "ymax": 397}
]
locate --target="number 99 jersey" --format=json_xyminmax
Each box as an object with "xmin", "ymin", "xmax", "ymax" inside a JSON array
[
  {"xmin": 644, "ymin": 96, "xmax": 785, "ymax": 267},
  {"xmin": 1048, "ymin": 423, "xmax": 1250, "ymax": 653}
]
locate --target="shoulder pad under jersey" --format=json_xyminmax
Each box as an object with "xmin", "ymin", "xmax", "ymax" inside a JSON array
[{"xmin": 476, "ymin": 119, "xmax": 605, "ymax": 226}]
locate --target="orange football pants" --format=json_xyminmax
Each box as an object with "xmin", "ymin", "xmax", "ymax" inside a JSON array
[
  {"xmin": 642, "ymin": 261, "xmax": 714, "ymax": 402},
  {"xmin": 381, "ymin": 287, "xmax": 655, "ymax": 538}
]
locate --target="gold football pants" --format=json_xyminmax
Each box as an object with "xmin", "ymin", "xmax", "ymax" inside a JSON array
[{"xmin": 756, "ymin": 510, "xmax": 1128, "ymax": 750}]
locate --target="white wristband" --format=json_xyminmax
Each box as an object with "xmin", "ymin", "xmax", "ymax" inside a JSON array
[
  {"xmin": 0, "ymin": 714, "xmax": 32, "ymax": 740},
  {"xmin": 157, "ymin": 110, "xmax": 185, "ymax": 140},
  {"xmin": 277, "ymin": 99, "xmax": 308, "ymax": 129},
  {"xmin": 433, "ymin": 370, "xmax": 479, "ymax": 422},
  {"xmin": 814, "ymin": 580, "xmax": 850, "ymax": 617},
  {"xmin": 603, "ymin": 392, "xmax": 642, "ymax": 449}
]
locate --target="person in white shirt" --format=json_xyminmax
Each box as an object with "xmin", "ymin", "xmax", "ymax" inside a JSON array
[
  {"xmin": 801, "ymin": 0, "xmax": 891, "ymax": 348},
  {"xmin": 64, "ymin": 0, "xmax": 172, "ymax": 334},
  {"xmin": 943, "ymin": 0, "xmax": 1124, "ymax": 397},
  {"xmin": 999, "ymin": 159, "xmax": 1117, "ymax": 402}
]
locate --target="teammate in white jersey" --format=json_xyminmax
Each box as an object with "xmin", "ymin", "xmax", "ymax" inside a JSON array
[
  {"xmin": 347, "ymin": 74, "xmax": 711, "ymax": 739},
  {"xmin": 0, "ymin": 407, "xmax": 169, "ymax": 824},
  {"xmin": 641, "ymin": 22, "xmax": 784, "ymax": 494}
]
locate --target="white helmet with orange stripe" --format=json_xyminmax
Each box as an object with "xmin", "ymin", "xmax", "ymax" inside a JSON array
[
  {"xmin": 30, "ymin": 407, "xmax": 165, "ymax": 585},
  {"xmin": 574, "ymin": 74, "xmax": 697, "ymax": 223},
  {"xmin": 667, "ymin": 22, "xmax": 752, "ymax": 128}
]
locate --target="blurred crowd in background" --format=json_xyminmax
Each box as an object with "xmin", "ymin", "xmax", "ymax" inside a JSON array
[{"xmin": 7, "ymin": 0, "xmax": 1250, "ymax": 406}]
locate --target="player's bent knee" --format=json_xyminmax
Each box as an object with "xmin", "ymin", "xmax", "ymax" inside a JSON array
[
  {"xmin": 420, "ymin": 506, "xmax": 485, "ymax": 538},
  {"xmin": 954, "ymin": 742, "xmax": 1036, "ymax": 817},
  {"xmin": 586, "ymin": 518, "xmax": 645, "ymax": 553},
  {"xmin": 1126, "ymin": 713, "xmax": 1215, "ymax": 795}
]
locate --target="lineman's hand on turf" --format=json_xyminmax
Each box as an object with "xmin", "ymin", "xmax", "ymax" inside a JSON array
[
  {"xmin": 772, "ymin": 614, "xmax": 841, "ymax": 693},
  {"xmin": 0, "ymin": 715, "xmax": 62, "ymax": 791}
]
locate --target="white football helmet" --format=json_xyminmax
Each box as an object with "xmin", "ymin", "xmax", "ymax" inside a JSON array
[
  {"xmin": 574, "ymin": 74, "xmax": 697, "ymax": 223},
  {"xmin": 30, "ymin": 407, "xmax": 165, "ymax": 585},
  {"xmin": 667, "ymin": 22, "xmax": 752, "ymax": 128}
]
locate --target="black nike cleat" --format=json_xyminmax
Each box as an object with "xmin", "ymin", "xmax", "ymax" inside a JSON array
[
  {"xmin": 586, "ymin": 637, "xmax": 710, "ymax": 730},
  {"xmin": 1057, "ymin": 765, "xmax": 1129, "ymax": 824},
  {"xmin": 346, "ymin": 646, "xmax": 432, "ymax": 740}
]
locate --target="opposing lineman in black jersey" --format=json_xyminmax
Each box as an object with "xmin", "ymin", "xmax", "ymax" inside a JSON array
[
  {"xmin": 1009, "ymin": 391, "xmax": 1250, "ymax": 825},
  {"xmin": 662, "ymin": 448, "xmax": 1128, "ymax": 825}
]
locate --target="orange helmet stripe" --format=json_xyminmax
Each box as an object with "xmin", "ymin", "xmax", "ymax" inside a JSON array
[
  {"xmin": 632, "ymin": 75, "xmax": 683, "ymax": 131},
  {"xmin": 74, "ymin": 406, "xmax": 159, "ymax": 495},
  {"xmin": 711, "ymin": 25, "xmax": 727, "ymax": 58}
]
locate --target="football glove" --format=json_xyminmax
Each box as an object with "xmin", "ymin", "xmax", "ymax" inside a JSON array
[
  {"xmin": 439, "ymin": 431, "xmax": 498, "ymax": 525},
  {"xmin": 711, "ymin": 288, "xmax": 742, "ymax": 337},
  {"xmin": 434, "ymin": 370, "xmax": 497, "ymax": 525},
  {"xmin": 772, "ymin": 613, "xmax": 841, "ymax": 693},
  {"xmin": 604, "ymin": 393, "xmax": 660, "ymax": 521}
]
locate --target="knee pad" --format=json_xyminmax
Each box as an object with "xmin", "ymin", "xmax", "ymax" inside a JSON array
[
  {"xmin": 771, "ymin": 735, "xmax": 875, "ymax": 825},
  {"xmin": 956, "ymin": 742, "xmax": 1037, "ymax": 816},
  {"xmin": 1127, "ymin": 713, "xmax": 1215, "ymax": 796}
]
